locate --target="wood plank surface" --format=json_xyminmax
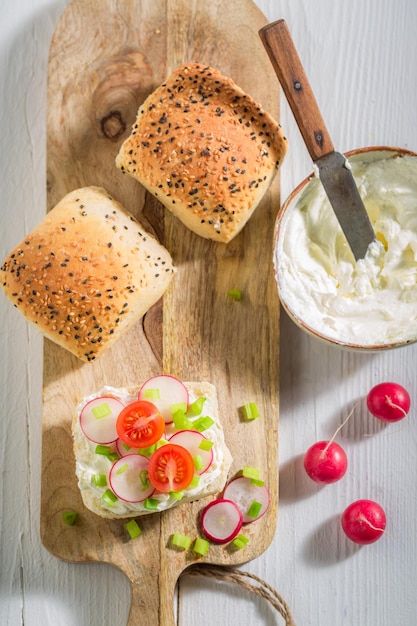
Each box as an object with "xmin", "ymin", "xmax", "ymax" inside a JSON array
[{"xmin": 40, "ymin": 1, "xmax": 282, "ymax": 624}]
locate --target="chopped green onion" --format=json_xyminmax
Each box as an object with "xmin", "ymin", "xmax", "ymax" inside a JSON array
[
  {"xmin": 194, "ymin": 416, "xmax": 215, "ymax": 432},
  {"xmin": 232, "ymin": 534, "xmax": 249, "ymax": 550},
  {"xmin": 116, "ymin": 463, "xmax": 129, "ymax": 475},
  {"xmin": 171, "ymin": 533, "xmax": 192, "ymax": 549},
  {"xmin": 172, "ymin": 408, "xmax": 192, "ymax": 430},
  {"xmin": 170, "ymin": 402, "xmax": 187, "ymax": 417},
  {"xmin": 108, "ymin": 452, "xmax": 120, "ymax": 462},
  {"xmin": 193, "ymin": 537, "xmax": 210, "ymax": 556},
  {"xmin": 247, "ymin": 500, "xmax": 263, "ymax": 518},
  {"xmin": 250, "ymin": 478, "xmax": 265, "ymax": 487},
  {"xmin": 186, "ymin": 397, "xmax": 206, "ymax": 417},
  {"xmin": 92, "ymin": 402, "xmax": 112, "ymax": 419},
  {"xmin": 228, "ymin": 289, "xmax": 242, "ymax": 301},
  {"xmin": 92, "ymin": 473, "xmax": 107, "ymax": 487},
  {"xmin": 193, "ymin": 454, "xmax": 205, "ymax": 471},
  {"xmin": 156, "ymin": 438, "xmax": 169, "ymax": 449},
  {"xmin": 242, "ymin": 466, "xmax": 261, "ymax": 480},
  {"xmin": 95, "ymin": 444, "xmax": 112, "ymax": 456},
  {"xmin": 62, "ymin": 510, "xmax": 77, "ymax": 526},
  {"xmin": 102, "ymin": 489, "xmax": 118, "ymax": 506},
  {"xmin": 140, "ymin": 444, "xmax": 157, "ymax": 457},
  {"xmin": 189, "ymin": 474, "xmax": 201, "ymax": 489},
  {"xmin": 241, "ymin": 402, "xmax": 260, "ymax": 421},
  {"xmin": 144, "ymin": 498, "xmax": 159, "ymax": 511},
  {"xmin": 143, "ymin": 388, "xmax": 160, "ymax": 399},
  {"xmin": 198, "ymin": 438, "xmax": 213, "ymax": 452},
  {"xmin": 122, "ymin": 442, "xmax": 131, "ymax": 451},
  {"xmin": 170, "ymin": 490, "xmax": 184, "ymax": 501},
  {"xmin": 125, "ymin": 519, "xmax": 142, "ymax": 539}
]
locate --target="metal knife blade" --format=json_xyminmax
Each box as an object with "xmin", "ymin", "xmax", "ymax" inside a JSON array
[
  {"xmin": 315, "ymin": 151, "xmax": 376, "ymax": 260},
  {"xmin": 259, "ymin": 20, "xmax": 376, "ymax": 261}
]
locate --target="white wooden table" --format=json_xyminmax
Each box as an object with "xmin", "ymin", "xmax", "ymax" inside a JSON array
[{"xmin": 1, "ymin": 1, "xmax": 417, "ymax": 624}]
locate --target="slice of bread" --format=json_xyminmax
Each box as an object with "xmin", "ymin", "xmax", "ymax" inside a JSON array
[
  {"xmin": 0, "ymin": 186, "xmax": 175, "ymax": 362},
  {"xmin": 72, "ymin": 381, "xmax": 233, "ymax": 519},
  {"xmin": 116, "ymin": 62, "xmax": 288, "ymax": 243}
]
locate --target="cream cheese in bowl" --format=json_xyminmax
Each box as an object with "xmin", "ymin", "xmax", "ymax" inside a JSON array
[{"xmin": 274, "ymin": 147, "xmax": 417, "ymax": 349}]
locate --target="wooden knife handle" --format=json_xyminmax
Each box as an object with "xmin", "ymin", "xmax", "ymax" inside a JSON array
[{"xmin": 259, "ymin": 19, "xmax": 334, "ymax": 161}]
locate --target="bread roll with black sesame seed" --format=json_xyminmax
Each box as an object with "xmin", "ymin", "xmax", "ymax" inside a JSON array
[
  {"xmin": 116, "ymin": 62, "xmax": 288, "ymax": 243},
  {"xmin": 0, "ymin": 186, "xmax": 175, "ymax": 362}
]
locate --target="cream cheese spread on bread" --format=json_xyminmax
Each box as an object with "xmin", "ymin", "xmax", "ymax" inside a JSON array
[{"xmin": 73, "ymin": 380, "xmax": 233, "ymax": 518}]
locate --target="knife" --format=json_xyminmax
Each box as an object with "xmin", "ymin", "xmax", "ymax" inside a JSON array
[{"xmin": 259, "ymin": 19, "xmax": 376, "ymax": 261}]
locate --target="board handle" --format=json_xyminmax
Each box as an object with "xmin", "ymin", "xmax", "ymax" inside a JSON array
[
  {"xmin": 259, "ymin": 19, "xmax": 334, "ymax": 161},
  {"xmin": 127, "ymin": 566, "xmax": 177, "ymax": 626}
]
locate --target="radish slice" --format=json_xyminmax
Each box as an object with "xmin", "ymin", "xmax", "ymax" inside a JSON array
[
  {"xmin": 168, "ymin": 430, "xmax": 214, "ymax": 474},
  {"xmin": 223, "ymin": 477, "xmax": 270, "ymax": 523},
  {"xmin": 138, "ymin": 375, "xmax": 189, "ymax": 424},
  {"xmin": 109, "ymin": 454, "xmax": 155, "ymax": 502},
  {"xmin": 200, "ymin": 498, "xmax": 243, "ymax": 544},
  {"xmin": 79, "ymin": 396, "xmax": 124, "ymax": 444}
]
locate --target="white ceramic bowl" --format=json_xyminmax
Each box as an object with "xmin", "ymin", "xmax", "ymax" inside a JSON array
[{"xmin": 274, "ymin": 146, "xmax": 417, "ymax": 350}]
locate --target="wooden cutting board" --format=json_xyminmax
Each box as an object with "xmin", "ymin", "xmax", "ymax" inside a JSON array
[{"xmin": 40, "ymin": 1, "xmax": 281, "ymax": 624}]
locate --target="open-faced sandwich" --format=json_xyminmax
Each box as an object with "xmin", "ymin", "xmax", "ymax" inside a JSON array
[
  {"xmin": 0, "ymin": 186, "xmax": 175, "ymax": 362},
  {"xmin": 116, "ymin": 61, "xmax": 288, "ymax": 243},
  {"xmin": 72, "ymin": 375, "xmax": 233, "ymax": 518}
]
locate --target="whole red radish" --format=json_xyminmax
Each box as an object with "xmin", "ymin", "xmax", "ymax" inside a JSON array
[
  {"xmin": 304, "ymin": 440, "xmax": 348, "ymax": 484},
  {"xmin": 367, "ymin": 382, "xmax": 410, "ymax": 422},
  {"xmin": 341, "ymin": 499, "xmax": 386, "ymax": 544}
]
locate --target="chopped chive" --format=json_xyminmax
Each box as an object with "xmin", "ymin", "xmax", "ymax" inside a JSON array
[
  {"xmin": 95, "ymin": 444, "xmax": 112, "ymax": 456},
  {"xmin": 232, "ymin": 534, "xmax": 249, "ymax": 550},
  {"xmin": 92, "ymin": 402, "xmax": 112, "ymax": 419},
  {"xmin": 102, "ymin": 489, "xmax": 118, "ymax": 506},
  {"xmin": 171, "ymin": 533, "xmax": 192, "ymax": 549},
  {"xmin": 241, "ymin": 402, "xmax": 260, "ymax": 421},
  {"xmin": 242, "ymin": 466, "xmax": 261, "ymax": 480},
  {"xmin": 62, "ymin": 510, "xmax": 77, "ymax": 526},
  {"xmin": 125, "ymin": 519, "xmax": 142, "ymax": 539},
  {"xmin": 194, "ymin": 416, "xmax": 215, "ymax": 432},
  {"xmin": 250, "ymin": 478, "xmax": 265, "ymax": 487},
  {"xmin": 140, "ymin": 443, "xmax": 157, "ymax": 457},
  {"xmin": 170, "ymin": 490, "xmax": 184, "ymax": 501},
  {"xmin": 193, "ymin": 537, "xmax": 210, "ymax": 556},
  {"xmin": 189, "ymin": 474, "xmax": 201, "ymax": 489},
  {"xmin": 198, "ymin": 438, "xmax": 213, "ymax": 452},
  {"xmin": 116, "ymin": 463, "xmax": 128, "ymax": 475},
  {"xmin": 193, "ymin": 454, "xmax": 205, "ymax": 471},
  {"xmin": 247, "ymin": 500, "xmax": 263, "ymax": 518},
  {"xmin": 144, "ymin": 497, "xmax": 159, "ymax": 511},
  {"xmin": 173, "ymin": 408, "xmax": 192, "ymax": 430},
  {"xmin": 143, "ymin": 388, "xmax": 160, "ymax": 399},
  {"xmin": 171, "ymin": 402, "xmax": 187, "ymax": 417},
  {"xmin": 186, "ymin": 397, "xmax": 206, "ymax": 417},
  {"xmin": 92, "ymin": 473, "xmax": 107, "ymax": 487},
  {"xmin": 228, "ymin": 289, "xmax": 242, "ymax": 301}
]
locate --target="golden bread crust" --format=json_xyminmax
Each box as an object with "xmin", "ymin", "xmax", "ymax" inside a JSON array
[
  {"xmin": 0, "ymin": 186, "xmax": 175, "ymax": 361},
  {"xmin": 116, "ymin": 62, "xmax": 288, "ymax": 242}
]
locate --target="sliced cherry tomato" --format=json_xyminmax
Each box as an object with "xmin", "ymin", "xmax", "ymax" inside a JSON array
[
  {"xmin": 148, "ymin": 444, "xmax": 194, "ymax": 493},
  {"xmin": 116, "ymin": 400, "xmax": 165, "ymax": 449}
]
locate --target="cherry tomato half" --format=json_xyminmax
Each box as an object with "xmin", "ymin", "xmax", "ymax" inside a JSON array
[
  {"xmin": 148, "ymin": 443, "xmax": 194, "ymax": 493},
  {"xmin": 116, "ymin": 400, "xmax": 165, "ymax": 449}
]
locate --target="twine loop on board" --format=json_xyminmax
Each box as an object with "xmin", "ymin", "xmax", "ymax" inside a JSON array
[{"xmin": 183, "ymin": 564, "xmax": 296, "ymax": 625}]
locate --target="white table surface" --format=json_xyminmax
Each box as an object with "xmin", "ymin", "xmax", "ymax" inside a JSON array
[{"xmin": 1, "ymin": 0, "xmax": 417, "ymax": 624}]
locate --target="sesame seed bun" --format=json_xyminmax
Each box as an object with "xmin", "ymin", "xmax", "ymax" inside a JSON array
[
  {"xmin": 0, "ymin": 186, "xmax": 175, "ymax": 362},
  {"xmin": 116, "ymin": 62, "xmax": 288, "ymax": 243}
]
